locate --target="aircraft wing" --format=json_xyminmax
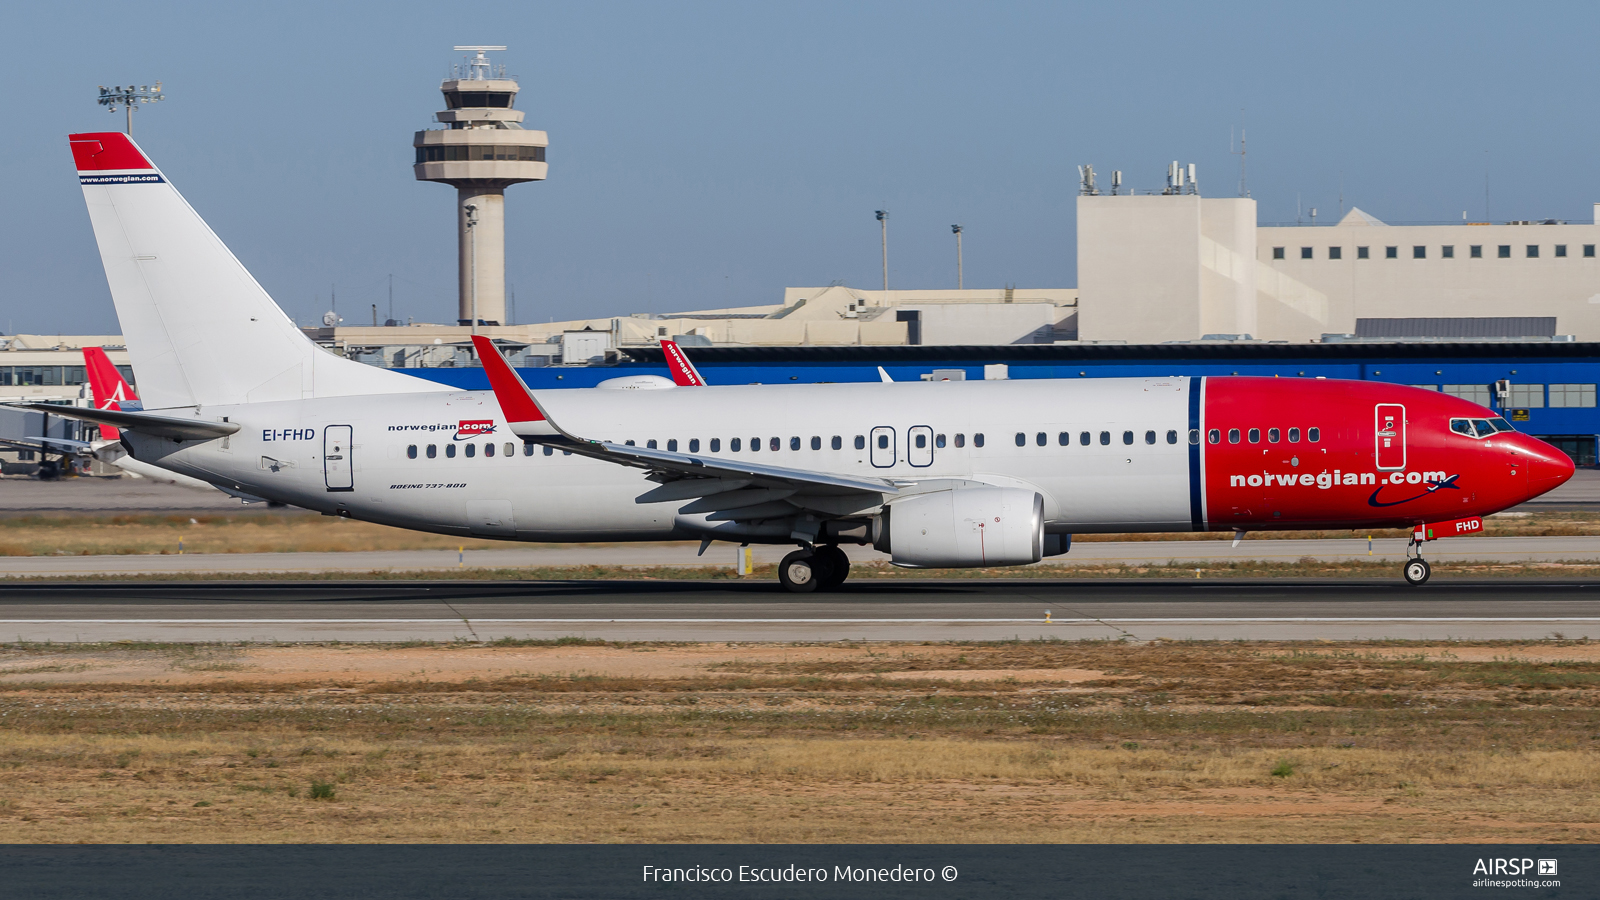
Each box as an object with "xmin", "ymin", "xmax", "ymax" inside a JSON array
[
  {"xmin": 470, "ymin": 336, "xmax": 896, "ymax": 522},
  {"xmin": 7, "ymin": 403, "xmax": 239, "ymax": 441}
]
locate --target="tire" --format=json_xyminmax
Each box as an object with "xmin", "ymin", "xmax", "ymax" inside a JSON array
[
  {"xmin": 815, "ymin": 545, "xmax": 851, "ymax": 589},
  {"xmin": 778, "ymin": 549, "xmax": 821, "ymax": 593},
  {"xmin": 1403, "ymin": 558, "xmax": 1431, "ymax": 586}
]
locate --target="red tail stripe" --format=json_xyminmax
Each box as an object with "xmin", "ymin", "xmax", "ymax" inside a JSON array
[
  {"xmin": 470, "ymin": 336, "xmax": 544, "ymax": 422},
  {"xmin": 68, "ymin": 133, "xmax": 154, "ymax": 171},
  {"xmin": 661, "ymin": 340, "xmax": 706, "ymax": 386}
]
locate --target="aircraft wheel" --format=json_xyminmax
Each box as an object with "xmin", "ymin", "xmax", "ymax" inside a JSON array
[
  {"xmin": 778, "ymin": 549, "xmax": 821, "ymax": 593},
  {"xmin": 815, "ymin": 545, "xmax": 851, "ymax": 589},
  {"xmin": 1403, "ymin": 558, "xmax": 1431, "ymax": 586}
]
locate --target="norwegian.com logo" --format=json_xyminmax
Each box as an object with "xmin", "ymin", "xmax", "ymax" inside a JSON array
[{"xmin": 455, "ymin": 420, "xmax": 496, "ymax": 440}]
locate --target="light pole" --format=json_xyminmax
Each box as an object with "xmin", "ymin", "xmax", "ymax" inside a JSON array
[
  {"xmin": 875, "ymin": 210, "xmax": 889, "ymax": 291},
  {"xmin": 951, "ymin": 224, "xmax": 964, "ymax": 290},
  {"xmin": 96, "ymin": 83, "xmax": 164, "ymax": 135},
  {"xmin": 464, "ymin": 203, "xmax": 479, "ymax": 336}
]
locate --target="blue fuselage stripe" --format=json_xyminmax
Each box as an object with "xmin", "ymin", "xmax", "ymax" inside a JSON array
[{"xmin": 1188, "ymin": 376, "xmax": 1204, "ymax": 531}]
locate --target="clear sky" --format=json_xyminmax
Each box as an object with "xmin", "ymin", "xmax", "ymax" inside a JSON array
[{"xmin": 3, "ymin": 0, "xmax": 1598, "ymax": 334}]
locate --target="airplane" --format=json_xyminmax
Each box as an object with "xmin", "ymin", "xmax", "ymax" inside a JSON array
[
  {"xmin": 23, "ymin": 131, "xmax": 1574, "ymax": 591},
  {"xmin": 78, "ymin": 346, "xmax": 221, "ymax": 491}
]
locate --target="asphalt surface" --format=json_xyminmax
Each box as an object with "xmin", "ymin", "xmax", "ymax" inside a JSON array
[
  {"xmin": 3, "ymin": 578, "xmax": 1598, "ymax": 642},
  {"xmin": 5, "ymin": 535, "xmax": 1600, "ymax": 578}
]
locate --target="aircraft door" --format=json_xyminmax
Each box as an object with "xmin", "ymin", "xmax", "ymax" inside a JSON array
[
  {"xmin": 1375, "ymin": 404, "xmax": 1406, "ymax": 471},
  {"xmin": 324, "ymin": 425, "xmax": 354, "ymax": 491},
  {"xmin": 907, "ymin": 425, "xmax": 933, "ymax": 467},
  {"xmin": 870, "ymin": 426, "xmax": 896, "ymax": 468}
]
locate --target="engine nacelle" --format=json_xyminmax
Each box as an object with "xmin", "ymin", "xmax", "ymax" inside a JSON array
[{"xmin": 873, "ymin": 487, "xmax": 1043, "ymax": 568}]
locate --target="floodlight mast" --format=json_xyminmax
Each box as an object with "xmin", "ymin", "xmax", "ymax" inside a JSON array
[{"xmin": 97, "ymin": 82, "xmax": 164, "ymax": 135}]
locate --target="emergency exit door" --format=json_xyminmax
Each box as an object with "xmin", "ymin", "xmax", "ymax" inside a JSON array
[
  {"xmin": 869, "ymin": 426, "xmax": 896, "ymax": 468},
  {"xmin": 324, "ymin": 425, "xmax": 354, "ymax": 491},
  {"xmin": 1374, "ymin": 404, "xmax": 1406, "ymax": 471}
]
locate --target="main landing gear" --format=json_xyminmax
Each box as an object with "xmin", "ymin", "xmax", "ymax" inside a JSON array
[
  {"xmin": 778, "ymin": 545, "xmax": 851, "ymax": 593},
  {"xmin": 1402, "ymin": 539, "xmax": 1432, "ymax": 586}
]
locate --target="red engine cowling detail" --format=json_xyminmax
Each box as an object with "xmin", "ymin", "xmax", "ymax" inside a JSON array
[{"xmin": 1200, "ymin": 377, "xmax": 1571, "ymax": 531}]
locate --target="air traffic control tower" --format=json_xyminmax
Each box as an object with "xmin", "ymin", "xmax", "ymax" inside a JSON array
[{"xmin": 413, "ymin": 46, "xmax": 547, "ymax": 327}]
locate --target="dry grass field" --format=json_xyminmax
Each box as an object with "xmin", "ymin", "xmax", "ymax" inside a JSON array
[
  {"xmin": 0, "ymin": 639, "xmax": 1597, "ymax": 843},
  {"xmin": 1, "ymin": 510, "xmax": 1598, "ymax": 558}
]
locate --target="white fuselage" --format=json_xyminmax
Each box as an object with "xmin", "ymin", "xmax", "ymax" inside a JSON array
[{"xmin": 127, "ymin": 378, "xmax": 1195, "ymax": 541}]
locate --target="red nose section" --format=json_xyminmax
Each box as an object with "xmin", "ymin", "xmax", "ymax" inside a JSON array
[{"xmin": 1525, "ymin": 443, "xmax": 1576, "ymax": 498}]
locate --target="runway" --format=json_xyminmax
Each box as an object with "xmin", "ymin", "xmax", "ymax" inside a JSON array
[{"xmin": 4, "ymin": 578, "xmax": 1599, "ymax": 642}]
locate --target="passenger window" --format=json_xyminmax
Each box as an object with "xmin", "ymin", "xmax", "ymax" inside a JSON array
[
  {"xmin": 878, "ymin": 434, "xmax": 890, "ymax": 449},
  {"xmin": 731, "ymin": 438, "xmax": 741, "ymax": 451},
  {"xmin": 1184, "ymin": 429, "xmax": 1195, "ymax": 445},
  {"xmin": 543, "ymin": 445, "xmax": 553, "ymax": 456},
  {"xmin": 1287, "ymin": 427, "xmax": 1300, "ymax": 442},
  {"xmin": 1145, "ymin": 430, "xmax": 1156, "ymax": 445},
  {"xmin": 483, "ymin": 443, "xmax": 495, "ymax": 458},
  {"xmin": 1247, "ymin": 428, "xmax": 1260, "ymax": 443},
  {"xmin": 465, "ymin": 444, "xmax": 476, "ymax": 458},
  {"xmin": 689, "ymin": 439, "xmax": 700, "ymax": 452},
  {"xmin": 1015, "ymin": 432, "xmax": 1026, "ymax": 447},
  {"xmin": 1123, "ymin": 431, "xmax": 1134, "ymax": 445},
  {"xmin": 1080, "ymin": 431, "xmax": 1091, "ymax": 446},
  {"xmin": 1208, "ymin": 429, "xmax": 1220, "ymax": 444},
  {"xmin": 1100, "ymin": 431, "xmax": 1111, "ymax": 445},
  {"xmin": 407, "ymin": 444, "xmax": 417, "ymax": 459},
  {"xmin": 1168, "ymin": 430, "xmax": 1179, "ymax": 444},
  {"xmin": 427, "ymin": 444, "xmax": 437, "ymax": 458},
  {"xmin": 936, "ymin": 434, "xmax": 946, "ymax": 448},
  {"xmin": 505, "ymin": 442, "xmax": 515, "ymax": 458},
  {"xmin": 830, "ymin": 435, "xmax": 842, "ymax": 450},
  {"xmin": 646, "ymin": 439, "xmax": 657, "ymax": 449},
  {"xmin": 810, "ymin": 436, "xmax": 821, "ymax": 450},
  {"xmin": 854, "ymin": 435, "xmax": 866, "ymax": 450},
  {"xmin": 1058, "ymin": 432, "xmax": 1070, "ymax": 446},
  {"xmin": 915, "ymin": 433, "xmax": 927, "ymax": 449},
  {"xmin": 625, "ymin": 440, "xmax": 636, "ymax": 446},
  {"xmin": 710, "ymin": 438, "xmax": 721, "ymax": 452},
  {"xmin": 445, "ymin": 444, "xmax": 456, "ymax": 458},
  {"xmin": 974, "ymin": 433, "xmax": 985, "ymax": 448},
  {"xmin": 1308, "ymin": 427, "xmax": 1321, "ymax": 442},
  {"xmin": 1036, "ymin": 432, "xmax": 1047, "ymax": 447},
  {"xmin": 524, "ymin": 443, "xmax": 535, "ymax": 456},
  {"xmin": 750, "ymin": 437, "xmax": 760, "ymax": 452},
  {"xmin": 1267, "ymin": 428, "xmax": 1280, "ymax": 443},
  {"xmin": 1228, "ymin": 428, "xmax": 1240, "ymax": 444},
  {"xmin": 955, "ymin": 434, "xmax": 965, "ymax": 448},
  {"xmin": 770, "ymin": 437, "xmax": 780, "ymax": 451},
  {"xmin": 789, "ymin": 437, "xmax": 800, "ymax": 451},
  {"xmin": 667, "ymin": 439, "xmax": 678, "ymax": 451}
]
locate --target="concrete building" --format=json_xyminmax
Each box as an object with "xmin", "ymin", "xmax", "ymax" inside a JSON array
[
  {"xmin": 299, "ymin": 285, "xmax": 1079, "ymax": 368},
  {"xmin": 1078, "ymin": 181, "xmax": 1600, "ymax": 344},
  {"xmin": 413, "ymin": 47, "xmax": 548, "ymax": 327}
]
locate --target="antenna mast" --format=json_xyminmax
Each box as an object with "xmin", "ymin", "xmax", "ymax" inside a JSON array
[{"xmin": 1232, "ymin": 122, "xmax": 1249, "ymax": 198}]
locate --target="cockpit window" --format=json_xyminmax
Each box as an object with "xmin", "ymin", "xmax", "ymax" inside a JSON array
[
  {"xmin": 1471, "ymin": 419, "xmax": 1495, "ymax": 436},
  {"xmin": 1488, "ymin": 417, "xmax": 1516, "ymax": 433},
  {"xmin": 1450, "ymin": 418, "xmax": 1476, "ymax": 437}
]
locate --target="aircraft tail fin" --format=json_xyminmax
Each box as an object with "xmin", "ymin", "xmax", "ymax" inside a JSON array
[
  {"xmin": 69, "ymin": 132, "xmax": 431, "ymax": 410},
  {"xmin": 82, "ymin": 346, "xmax": 136, "ymax": 439},
  {"xmin": 660, "ymin": 339, "xmax": 707, "ymax": 386}
]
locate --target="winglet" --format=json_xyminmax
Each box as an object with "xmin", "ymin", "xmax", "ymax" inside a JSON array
[
  {"xmin": 471, "ymin": 336, "xmax": 558, "ymax": 437},
  {"xmin": 660, "ymin": 339, "xmax": 707, "ymax": 386},
  {"xmin": 877, "ymin": 366, "xmax": 894, "ymax": 383}
]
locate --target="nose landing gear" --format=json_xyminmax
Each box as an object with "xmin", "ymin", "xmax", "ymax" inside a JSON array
[
  {"xmin": 1402, "ymin": 539, "xmax": 1431, "ymax": 586},
  {"xmin": 777, "ymin": 545, "xmax": 852, "ymax": 593}
]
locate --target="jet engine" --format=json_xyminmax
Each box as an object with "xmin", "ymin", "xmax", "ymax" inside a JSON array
[{"xmin": 872, "ymin": 487, "xmax": 1043, "ymax": 568}]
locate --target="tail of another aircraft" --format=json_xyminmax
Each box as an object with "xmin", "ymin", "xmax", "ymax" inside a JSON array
[
  {"xmin": 69, "ymin": 132, "xmax": 431, "ymax": 410},
  {"xmin": 82, "ymin": 346, "xmax": 139, "ymax": 439}
]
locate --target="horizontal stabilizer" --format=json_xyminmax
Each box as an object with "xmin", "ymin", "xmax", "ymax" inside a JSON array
[{"xmin": 9, "ymin": 403, "xmax": 239, "ymax": 440}]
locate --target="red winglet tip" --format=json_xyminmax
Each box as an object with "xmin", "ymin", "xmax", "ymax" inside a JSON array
[
  {"xmin": 68, "ymin": 132, "xmax": 154, "ymax": 172},
  {"xmin": 472, "ymin": 336, "xmax": 544, "ymax": 423}
]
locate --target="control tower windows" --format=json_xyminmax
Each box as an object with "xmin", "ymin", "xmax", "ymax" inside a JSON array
[
  {"xmin": 1272, "ymin": 247, "xmax": 1284, "ymax": 260},
  {"xmin": 1556, "ymin": 245, "xmax": 1568, "ymax": 257},
  {"xmin": 1471, "ymin": 245, "xmax": 1483, "ymax": 258},
  {"xmin": 416, "ymin": 146, "xmax": 546, "ymax": 164},
  {"xmin": 444, "ymin": 91, "xmax": 513, "ymax": 109},
  {"xmin": 1357, "ymin": 246, "xmax": 1369, "ymax": 259},
  {"xmin": 1442, "ymin": 245, "xmax": 1454, "ymax": 258},
  {"xmin": 1385, "ymin": 246, "xmax": 1398, "ymax": 259},
  {"xmin": 1586, "ymin": 245, "xmax": 1596, "ymax": 258},
  {"xmin": 1328, "ymin": 246, "xmax": 1342, "ymax": 260},
  {"xmin": 1300, "ymin": 247, "xmax": 1312, "ymax": 259}
]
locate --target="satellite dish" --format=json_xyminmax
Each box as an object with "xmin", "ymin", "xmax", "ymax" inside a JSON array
[{"xmin": 322, "ymin": 311, "xmax": 341, "ymax": 327}]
